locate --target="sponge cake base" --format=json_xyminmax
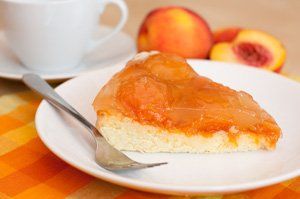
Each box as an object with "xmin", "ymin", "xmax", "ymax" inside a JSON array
[{"xmin": 96, "ymin": 114, "xmax": 274, "ymax": 153}]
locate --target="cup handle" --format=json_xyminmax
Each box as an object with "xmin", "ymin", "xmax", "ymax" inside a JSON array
[{"xmin": 88, "ymin": 0, "xmax": 128, "ymax": 51}]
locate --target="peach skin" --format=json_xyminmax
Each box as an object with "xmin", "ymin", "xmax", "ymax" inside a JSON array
[
  {"xmin": 137, "ymin": 6, "xmax": 213, "ymax": 59},
  {"xmin": 210, "ymin": 29, "xmax": 286, "ymax": 72},
  {"xmin": 213, "ymin": 27, "xmax": 242, "ymax": 43}
]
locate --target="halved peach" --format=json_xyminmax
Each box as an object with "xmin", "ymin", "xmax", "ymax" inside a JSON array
[{"xmin": 210, "ymin": 29, "xmax": 286, "ymax": 72}]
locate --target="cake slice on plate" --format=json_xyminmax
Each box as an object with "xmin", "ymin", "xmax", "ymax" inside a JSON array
[{"xmin": 93, "ymin": 52, "xmax": 281, "ymax": 153}]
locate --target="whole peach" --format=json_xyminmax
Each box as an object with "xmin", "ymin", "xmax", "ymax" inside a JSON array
[{"xmin": 137, "ymin": 6, "xmax": 213, "ymax": 59}]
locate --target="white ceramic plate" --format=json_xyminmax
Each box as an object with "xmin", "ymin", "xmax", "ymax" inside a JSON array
[
  {"xmin": 0, "ymin": 26, "xmax": 135, "ymax": 82},
  {"xmin": 35, "ymin": 60, "xmax": 300, "ymax": 195}
]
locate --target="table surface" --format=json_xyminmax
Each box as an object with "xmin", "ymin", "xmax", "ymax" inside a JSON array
[{"xmin": 0, "ymin": 0, "xmax": 300, "ymax": 95}]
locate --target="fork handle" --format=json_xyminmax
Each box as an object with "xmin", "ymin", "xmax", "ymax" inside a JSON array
[{"xmin": 22, "ymin": 73, "xmax": 102, "ymax": 138}]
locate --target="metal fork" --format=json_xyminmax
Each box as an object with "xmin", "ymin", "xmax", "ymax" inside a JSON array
[{"xmin": 22, "ymin": 73, "xmax": 167, "ymax": 171}]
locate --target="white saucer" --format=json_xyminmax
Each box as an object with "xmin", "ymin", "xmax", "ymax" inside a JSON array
[
  {"xmin": 35, "ymin": 60, "xmax": 300, "ymax": 195},
  {"xmin": 0, "ymin": 26, "xmax": 135, "ymax": 81}
]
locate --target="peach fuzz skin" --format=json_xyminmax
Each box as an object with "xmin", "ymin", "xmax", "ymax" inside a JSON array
[
  {"xmin": 137, "ymin": 6, "xmax": 213, "ymax": 59},
  {"xmin": 210, "ymin": 28, "xmax": 286, "ymax": 72},
  {"xmin": 213, "ymin": 27, "xmax": 242, "ymax": 43}
]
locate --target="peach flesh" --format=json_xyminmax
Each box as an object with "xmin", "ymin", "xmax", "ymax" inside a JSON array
[{"xmin": 233, "ymin": 42, "xmax": 273, "ymax": 67}]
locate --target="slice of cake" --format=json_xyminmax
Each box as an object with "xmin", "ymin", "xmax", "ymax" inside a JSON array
[{"xmin": 93, "ymin": 52, "xmax": 281, "ymax": 153}]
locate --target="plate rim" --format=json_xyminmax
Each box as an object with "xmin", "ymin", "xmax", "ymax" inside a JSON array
[{"xmin": 35, "ymin": 59, "xmax": 300, "ymax": 195}]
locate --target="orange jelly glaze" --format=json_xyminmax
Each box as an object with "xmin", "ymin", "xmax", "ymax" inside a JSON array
[{"xmin": 93, "ymin": 53, "xmax": 281, "ymax": 145}]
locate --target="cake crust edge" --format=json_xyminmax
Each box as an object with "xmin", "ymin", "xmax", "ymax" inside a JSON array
[{"xmin": 96, "ymin": 113, "xmax": 275, "ymax": 153}]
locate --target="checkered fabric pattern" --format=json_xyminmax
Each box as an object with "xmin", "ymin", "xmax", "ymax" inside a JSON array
[{"xmin": 0, "ymin": 90, "xmax": 299, "ymax": 199}]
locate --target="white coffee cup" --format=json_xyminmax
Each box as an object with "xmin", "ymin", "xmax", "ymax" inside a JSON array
[{"xmin": 0, "ymin": 0, "xmax": 128, "ymax": 72}]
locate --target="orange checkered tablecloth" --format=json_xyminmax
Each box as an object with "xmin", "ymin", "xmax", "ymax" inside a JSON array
[{"xmin": 0, "ymin": 90, "xmax": 299, "ymax": 199}]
